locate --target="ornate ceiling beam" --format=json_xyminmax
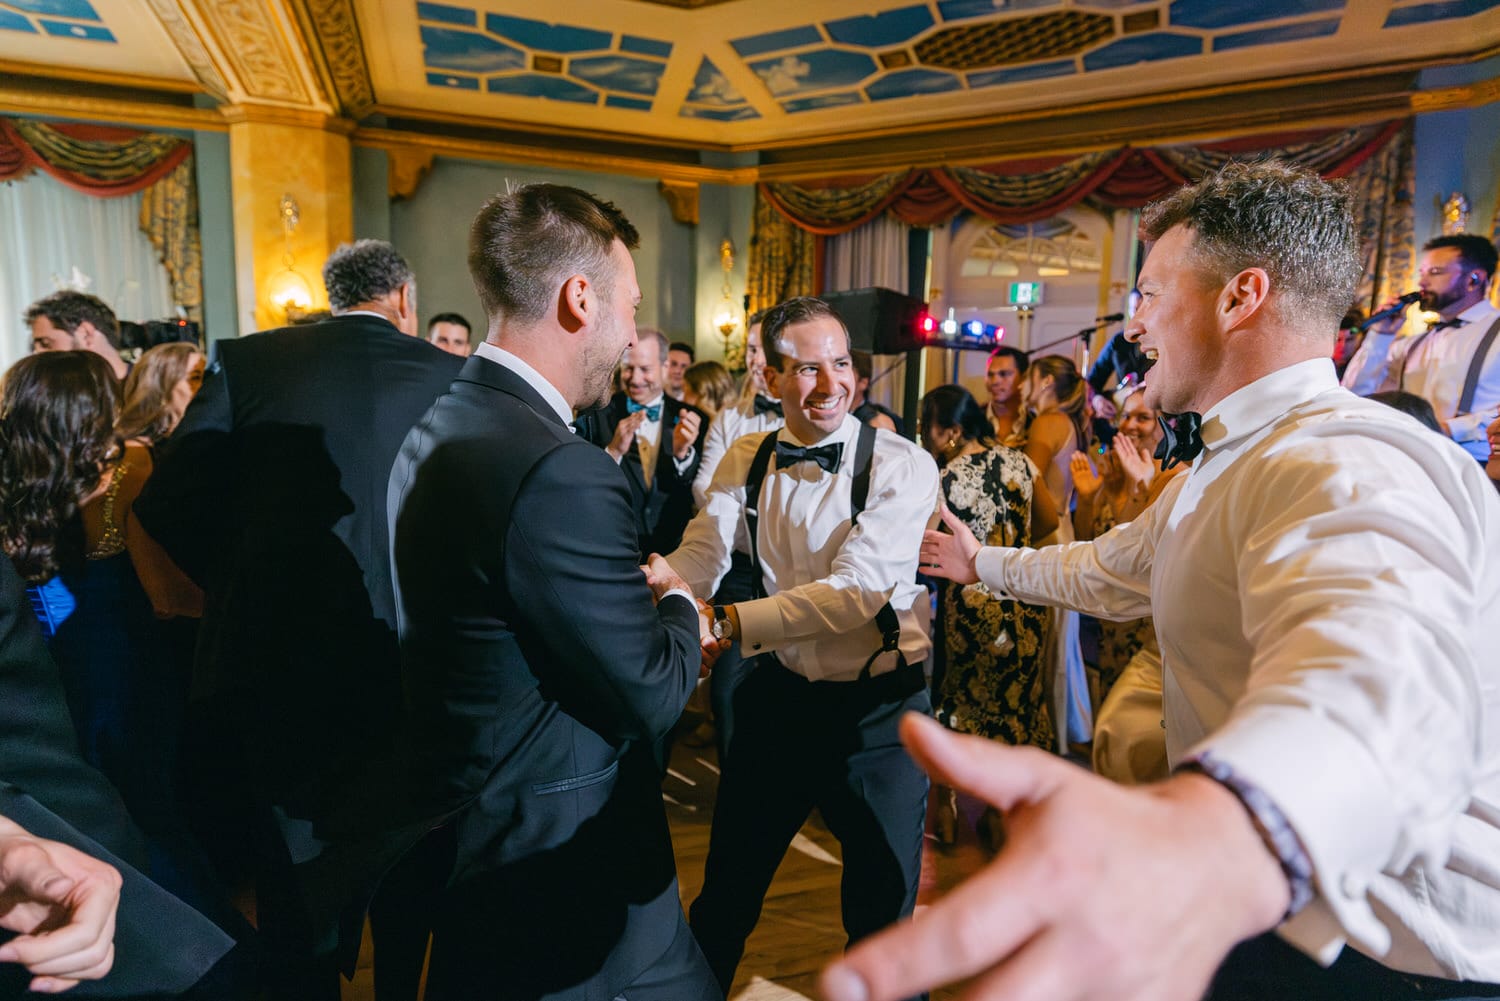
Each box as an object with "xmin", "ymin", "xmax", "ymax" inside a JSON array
[{"xmin": 285, "ymin": 0, "xmax": 377, "ymax": 120}]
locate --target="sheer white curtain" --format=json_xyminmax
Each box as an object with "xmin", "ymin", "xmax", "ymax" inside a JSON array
[
  {"xmin": 824, "ymin": 214, "xmax": 911, "ymax": 413},
  {"xmin": 0, "ymin": 172, "xmax": 175, "ymax": 373}
]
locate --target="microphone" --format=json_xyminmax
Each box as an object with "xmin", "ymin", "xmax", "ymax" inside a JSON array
[
  {"xmin": 1095, "ymin": 313, "xmax": 1125, "ymax": 323},
  {"xmin": 1357, "ymin": 292, "xmax": 1421, "ymax": 330}
]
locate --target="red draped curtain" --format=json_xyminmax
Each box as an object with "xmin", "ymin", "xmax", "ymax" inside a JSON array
[
  {"xmin": 750, "ymin": 121, "xmax": 1414, "ymax": 314},
  {"xmin": 0, "ymin": 118, "xmax": 202, "ymax": 317}
]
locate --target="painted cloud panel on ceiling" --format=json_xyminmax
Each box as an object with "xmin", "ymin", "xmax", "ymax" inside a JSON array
[
  {"xmin": 681, "ymin": 56, "xmax": 761, "ymax": 121},
  {"xmin": 1385, "ymin": 0, "xmax": 1500, "ymax": 27},
  {"xmin": 417, "ymin": 2, "xmax": 671, "ymax": 110},
  {"xmin": 0, "ymin": 0, "xmax": 113, "ymax": 40}
]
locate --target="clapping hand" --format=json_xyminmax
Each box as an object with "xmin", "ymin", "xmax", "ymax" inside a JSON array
[
  {"xmin": 607, "ymin": 410, "xmax": 648, "ymax": 461},
  {"xmin": 919, "ymin": 503, "xmax": 981, "ymax": 585},
  {"xmin": 1114, "ymin": 438, "xmax": 1156, "ymax": 492},
  {"xmin": 672, "ymin": 410, "xmax": 701, "ymax": 461},
  {"xmin": 1070, "ymin": 452, "xmax": 1102, "ymax": 501},
  {"xmin": 0, "ymin": 815, "xmax": 122, "ymax": 994},
  {"xmin": 819, "ymin": 714, "xmax": 1289, "ymax": 1001}
]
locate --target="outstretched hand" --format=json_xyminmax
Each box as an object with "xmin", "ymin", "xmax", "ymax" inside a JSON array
[
  {"xmin": 819, "ymin": 714, "xmax": 1290, "ymax": 1001},
  {"xmin": 919, "ymin": 503, "xmax": 981, "ymax": 585},
  {"xmin": 0, "ymin": 816, "xmax": 122, "ymax": 994}
]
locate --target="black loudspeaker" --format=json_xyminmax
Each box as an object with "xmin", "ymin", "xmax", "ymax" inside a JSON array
[{"xmin": 819, "ymin": 287, "xmax": 927, "ymax": 354}]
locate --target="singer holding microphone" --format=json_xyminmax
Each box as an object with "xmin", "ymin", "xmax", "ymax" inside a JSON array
[
  {"xmin": 1342, "ymin": 234, "xmax": 1500, "ymax": 461},
  {"xmin": 1087, "ymin": 300, "xmax": 1154, "ymax": 419}
]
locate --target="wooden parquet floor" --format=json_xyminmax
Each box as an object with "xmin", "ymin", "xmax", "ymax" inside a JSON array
[{"xmin": 343, "ymin": 722, "xmax": 989, "ymax": 1000}]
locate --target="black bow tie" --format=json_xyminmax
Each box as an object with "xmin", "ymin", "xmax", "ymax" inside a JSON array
[
  {"xmin": 1154, "ymin": 412, "xmax": 1204, "ymax": 470},
  {"xmin": 774, "ymin": 439, "xmax": 842, "ymax": 473},
  {"xmin": 754, "ymin": 395, "xmax": 783, "ymax": 417}
]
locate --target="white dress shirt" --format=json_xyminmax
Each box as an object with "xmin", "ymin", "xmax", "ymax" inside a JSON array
[
  {"xmin": 1341, "ymin": 300, "xmax": 1500, "ymax": 460},
  {"xmin": 691, "ymin": 395, "xmax": 784, "ymax": 553},
  {"xmin": 974, "ymin": 358, "xmax": 1500, "ymax": 981},
  {"xmin": 670, "ymin": 414, "xmax": 939, "ymax": 682}
]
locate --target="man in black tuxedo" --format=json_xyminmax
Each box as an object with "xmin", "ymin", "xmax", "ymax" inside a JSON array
[
  {"xmin": 133, "ymin": 239, "xmax": 463, "ymax": 1000},
  {"xmin": 388, "ymin": 182, "xmax": 719, "ymax": 1000},
  {"xmin": 582, "ymin": 327, "xmax": 709, "ymax": 557}
]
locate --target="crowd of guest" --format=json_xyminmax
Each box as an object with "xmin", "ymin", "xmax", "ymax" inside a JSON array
[{"xmin": 0, "ymin": 164, "xmax": 1498, "ymax": 1001}]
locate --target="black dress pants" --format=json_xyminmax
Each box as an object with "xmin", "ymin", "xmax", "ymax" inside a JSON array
[
  {"xmin": 707, "ymin": 552, "xmax": 758, "ymax": 765},
  {"xmin": 1209, "ymin": 932, "xmax": 1500, "ymax": 1000},
  {"xmin": 689, "ymin": 657, "xmax": 930, "ymax": 997}
]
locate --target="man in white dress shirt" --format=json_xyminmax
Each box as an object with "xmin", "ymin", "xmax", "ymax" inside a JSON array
[
  {"xmin": 662, "ymin": 296, "xmax": 939, "ymax": 997},
  {"xmin": 820, "ymin": 160, "xmax": 1500, "ymax": 1001},
  {"xmin": 1343, "ymin": 233, "xmax": 1500, "ymax": 461}
]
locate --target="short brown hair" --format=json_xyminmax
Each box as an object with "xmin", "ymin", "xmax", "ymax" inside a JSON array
[
  {"xmin": 469, "ymin": 183, "xmax": 639, "ymax": 327},
  {"xmin": 760, "ymin": 296, "xmax": 849, "ymax": 372},
  {"xmin": 1140, "ymin": 159, "xmax": 1361, "ymax": 329},
  {"xmin": 23, "ymin": 291, "xmax": 120, "ymax": 348}
]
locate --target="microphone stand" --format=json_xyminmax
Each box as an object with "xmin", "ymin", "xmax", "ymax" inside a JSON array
[{"xmin": 1025, "ymin": 321, "xmax": 1119, "ymax": 374}]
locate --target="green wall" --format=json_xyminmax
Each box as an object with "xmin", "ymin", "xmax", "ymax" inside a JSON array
[
  {"xmin": 191, "ymin": 128, "xmax": 238, "ymax": 343},
  {"xmin": 356, "ymin": 154, "xmax": 728, "ymax": 344}
]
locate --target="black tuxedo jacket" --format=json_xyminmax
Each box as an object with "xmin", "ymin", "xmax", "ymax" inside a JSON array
[
  {"xmin": 582, "ymin": 392, "xmax": 708, "ymax": 556},
  {"xmin": 388, "ymin": 355, "xmax": 702, "ymax": 998},
  {"xmin": 0, "ymin": 555, "xmax": 233, "ymax": 996},
  {"xmin": 134, "ymin": 315, "xmax": 462, "ymax": 805}
]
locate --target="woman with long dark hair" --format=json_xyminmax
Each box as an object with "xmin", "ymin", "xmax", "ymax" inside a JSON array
[
  {"xmin": 0, "ymin": 351, "xmax": 213, "ymax": 911},
  {"xmin": 920, "ymin": 384, "xmax": 1057, "ymax": 848}
]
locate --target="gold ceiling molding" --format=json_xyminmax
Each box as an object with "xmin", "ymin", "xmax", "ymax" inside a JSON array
[
  {"xmin": 0, "ymin": 87, "xmax": 225, "ymax": 132},
  {"xmin": 190, "ymin": 0, "xmax": 315, "ymax": 105},
  {"xmin": 221, "ymin": 103, "xmax": 356, "ymax": 132},
  {"xmin": 388, "ymin": 147, "xmax": 434, "ymax": 200},
  {"xmin": 658, "ymin": 180, "xmax": 700, "ymax": 225},
  {"xmin": 1410, "ymin": 77, "xmax": 1500, "ymax": 113},
  {"xmin": 0, "ymin": 59, "xmax": 205, "ymax": 96},
  {"xmin": 291, "ymin": 0, "xmax": 377, "ymax": 119},
  {"xmin": 370, "ymin": 103, "xmax": 716, "ymax": 152},
  {"xmin": 141, "ymin": 0, "xmax": 230, "ymax": 99},
  {"xmin": 353, "ymin": 127, "xmax": 758, "ymax": 186}
]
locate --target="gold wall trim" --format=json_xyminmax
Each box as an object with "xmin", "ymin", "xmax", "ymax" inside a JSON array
[
  {"xmin": 141, "ymin": 0, "xmax": 229, "ymax": 99},
  {"xmin": 388, "ymin": 148, "xmax": 434, "ymax": 200},
  {"xmin": 658, "ymin": 179, "xmax": 700, "ymax": 225},
  {"xmin": 291, "ymin": 0, "xmax": 376, "ymax": 119},
  {"xmin": 353, "ymin": 127, "xmax": 759, "ymax": 185},
  {"xmin": 0, "ymin": 89, "xmax": 226, "ymax": 131}
]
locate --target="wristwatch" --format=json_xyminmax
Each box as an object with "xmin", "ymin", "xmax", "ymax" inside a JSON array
[{"xmin": 710, "ymin": 605, "xmax": 734, "ymax": 642}]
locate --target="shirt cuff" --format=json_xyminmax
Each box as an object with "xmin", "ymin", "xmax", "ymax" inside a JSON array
[
  {"xmin": 974, "ymin": 547, "xmax": 1018, "ymax": 599},
  {"xmin": 733, "ymin": 596, "xmax": 785, "ymax": 655},
  {"xmin": 673, "ymin": 446, "xmax": 696, "ymax": 473},
  {"xmin": 660, "ymin": 587, "xmax": 694, "ymax": 608}
]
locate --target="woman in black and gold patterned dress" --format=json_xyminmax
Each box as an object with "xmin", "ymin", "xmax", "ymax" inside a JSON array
[{"xmin": 919, "ymin": 385, "xmax": 1058, "ymax": 847}]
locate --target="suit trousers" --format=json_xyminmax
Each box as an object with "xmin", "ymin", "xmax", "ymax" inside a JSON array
[
  {"xmin": 688, "ymin": 656, "xmax": 930, "ymax": 997},
  {"xmin": 1208, "ymin": 932, "xmax": 1500, "ymax": 1000}
]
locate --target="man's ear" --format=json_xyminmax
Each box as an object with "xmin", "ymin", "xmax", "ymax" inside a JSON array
[
  {"xmin": 394, "ymin": 283, "xmax": 419, "ymax": 335},
  {"xmin": 74, "ymin": 322, "xmax": 98, "ymax": 349},
  {"xmin": 559, "ymin": 274, "xmax": 591, "ymax": 331},
  {"xmin": 1219, "ymin": 268, "xmax": 1271, "ymax": 329},
  {"xmin": 764, "ymin": 363, "xmax": 782, "ymax": 399}
]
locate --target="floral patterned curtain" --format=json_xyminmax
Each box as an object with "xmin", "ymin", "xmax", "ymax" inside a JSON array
[{"xmin": 0, "ymin": 118, "xmax": 202, "ymax": 318}]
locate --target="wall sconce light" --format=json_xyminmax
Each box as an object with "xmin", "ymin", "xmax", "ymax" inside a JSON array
[
  {"xmin": 711, "ymin": 239, "xmax": 741, "ymax": 357},
  {"xmin": 265, "ymin": 193, "xmax": 313, "ymax": 321}
]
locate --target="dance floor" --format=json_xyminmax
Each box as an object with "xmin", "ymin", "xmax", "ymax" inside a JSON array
[{"xmin": 343, "ymin": 724, "xmax": 986, "ymax": 1000}]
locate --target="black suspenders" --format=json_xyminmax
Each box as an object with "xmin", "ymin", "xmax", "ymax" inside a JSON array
[{"xmin": 741, "ymin": 423, "xmax": 903, "ymax": 680}]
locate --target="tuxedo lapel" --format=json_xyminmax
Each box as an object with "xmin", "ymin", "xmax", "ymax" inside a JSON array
[{"xmin": 458, "ymin": 354, "xmax": 570, "ymax": 431}]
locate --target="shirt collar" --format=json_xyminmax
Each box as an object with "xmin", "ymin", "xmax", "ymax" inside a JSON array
[
  {"xmin": 1199, "ymin": 358, "xmax": 1339, "ymax": 453},
  {"xmin": 1450, "ymin": 300, "xmax": 1500, "ymax": 327},
  {"xmin": 472, "ymin": 341, "xmax": 574, "ymax": 428}
]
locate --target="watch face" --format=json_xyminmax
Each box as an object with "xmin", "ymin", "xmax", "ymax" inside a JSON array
[{"xmin": 712, "ymin": 617, "xmax": 732, "ymax": 640}]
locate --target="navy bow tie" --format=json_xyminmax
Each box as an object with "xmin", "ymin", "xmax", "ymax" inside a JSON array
[
  {"xmin": 1154, "ymin": 412, "xmax": 1204, "ymax": 470},
  {"xmin": 627, "ymin": 399, "xmax": 662, "ymax": 421},
  {"xmin": 774, "ymin": 439, "xmax": 842, "ymax": 473},
  {"xmin": 754, "ymin": 395, "xmax": 783, "ymax": 417}
]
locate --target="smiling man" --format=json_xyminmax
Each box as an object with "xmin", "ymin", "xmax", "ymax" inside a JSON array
[
  {"xmin": 824, "ymin": 161, "xmax": 1500, "ymax": 1001},
  {"xmin": 660, "ymin": 295, "xmax": 939, "ymax": 998}
]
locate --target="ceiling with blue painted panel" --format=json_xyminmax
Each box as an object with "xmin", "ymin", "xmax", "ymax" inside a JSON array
[
  {"xmin": 9, "ymin": 0, "xmax": 1500, "ymax": 150},
  {"xmin": 0, "ymin": 0, "xmax": 113, "ymax": 41}
]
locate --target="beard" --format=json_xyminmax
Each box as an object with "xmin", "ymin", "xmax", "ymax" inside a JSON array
[{"xmin": 1421, "ymin": 286, "xmax": 1466, "ymax": 313}]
